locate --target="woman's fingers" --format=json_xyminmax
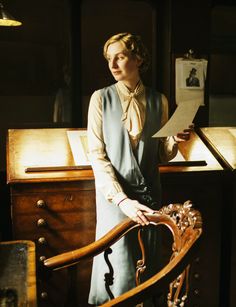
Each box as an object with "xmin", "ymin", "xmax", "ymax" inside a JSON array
[
  {"xmin": 138, "ymin": 204, "xmax": 155, "ymax": 214},
  {"xmin": 175, "ymin": 123, "xmax": 194, "ymax": 142},
  {"xmin": 119, "ymin": 199, "xmax": 154, "ymax": 226},
  {"xmin": 177, "ymin": 132, "xmax": 190, "ymax": 141},
  {"xmin": 136, "ymin": 209, "xmax": 149, "ymax": 225}
]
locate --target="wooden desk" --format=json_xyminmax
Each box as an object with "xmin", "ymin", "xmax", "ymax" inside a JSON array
[
  {"xmin": 7, "ymin": 128, "xmax": 224, "ymax": 307},
  {"xmin": 7, "ymin": 128, "xmax": 96, "ymax": 307},
  {"xmin": 199, "ymin": 127, "xmax": 236, "ymax": 307}
]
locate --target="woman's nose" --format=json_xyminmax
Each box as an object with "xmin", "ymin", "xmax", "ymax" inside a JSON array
[{"xmin": 110, "ymin": 59, "xmax": 118, "ymax": 68}]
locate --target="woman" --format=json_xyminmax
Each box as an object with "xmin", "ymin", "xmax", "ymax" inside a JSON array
[{"xmin": 87, "ymin": 33, "xmax": 191, "ymax": 306}]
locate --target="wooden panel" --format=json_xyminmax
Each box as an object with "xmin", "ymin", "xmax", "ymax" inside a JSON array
[{"xmin": 37, "ymin": 269, "xmax": 69, "ymax": 307}]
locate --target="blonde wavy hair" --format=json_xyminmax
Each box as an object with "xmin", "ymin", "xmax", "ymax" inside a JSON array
[{"xmin": 103, "ymin": 32, "xmax": 150, "ymax": 74}]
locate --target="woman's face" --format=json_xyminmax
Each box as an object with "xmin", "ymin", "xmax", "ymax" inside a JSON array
[{"xmin": 106, "ymin": 41, "xmax": 142, "ymax": 84}]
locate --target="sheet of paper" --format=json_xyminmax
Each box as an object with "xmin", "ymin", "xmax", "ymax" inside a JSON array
[
  {"xmin": 67, "ymin": 130, "xmax": 91, "ymax": 166},
  {"xmin": 152, "ymin": 100, "xmax": 200, "ymax": 138},
  {"xmin": 175, "ymin": 58, "xmax": 208, "ymax": 106}
]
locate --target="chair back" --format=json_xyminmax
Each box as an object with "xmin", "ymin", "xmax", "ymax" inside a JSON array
[{"xmin": 44, "ymin": 200, "xmax": 202, "ymax": 306}]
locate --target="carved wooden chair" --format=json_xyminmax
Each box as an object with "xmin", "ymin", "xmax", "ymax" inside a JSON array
[{"xmin": 43, "ymin": 200, "xmax": 202, "ymax": 306}]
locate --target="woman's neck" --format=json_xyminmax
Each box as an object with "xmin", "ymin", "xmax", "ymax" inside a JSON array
[{"xmin": 122, "ymin": 79, "xmax": 141, "ymax": 92}]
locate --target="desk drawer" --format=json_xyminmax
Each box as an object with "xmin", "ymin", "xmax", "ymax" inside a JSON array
[
  {"xmin": 12, "ymin": 210, "xmax": 96, "ymax": 235},
  {"xmin": 13, "ymin": 225, "xmax": 95, "ymax": 250},
  {"xmin": 12, "ymin": 190, "xmax": 95, "ymax": 214}
]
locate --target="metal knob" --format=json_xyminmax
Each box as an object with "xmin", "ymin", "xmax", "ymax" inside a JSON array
[
  {"xmin": 194, "ymin": 273, "xmax": 200, "ymax": 279},
  {"xmin": 40, "ymin": 292, "xmax": 48, "ymax": 300},
  {"xmin": 39, "ymin": 255, "xmax": 46, "ymax": 262},
  {"xmin": 194, "ymin": 289, "xmax": 200, "ymax": 296},
  {"xmin": 36, "ymin": 199, "xmax": 46, "ymax": 208},
  {"xmin": 37, "ymin": 218, "xmax": 47, "ymax": 227},
  {"xmin": 38, "ymin": 237, "xmax": 47, "ymax": 245}
]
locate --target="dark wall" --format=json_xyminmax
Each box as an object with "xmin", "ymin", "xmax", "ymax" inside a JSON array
[
  {"xmin": 173, "ymin": 0, "xmax": 211, "ymax": 126},
  {"xmin": 78, "ymin": 0, "xmax": 156, "ymax": 127},
  {"xmin": 0, "ymin": 0, "xmax": 71, "ymax": 172},
  {"xmin": 208, "ymin": 4, "xmax": 236, "ymax": 126},
  {"xmin": 0, "ymin": 0, "xmax": 71, "ymax": 240},
  {"xmin": 1, "ymin": 0, "xmax": 236, "ymax": 239}
]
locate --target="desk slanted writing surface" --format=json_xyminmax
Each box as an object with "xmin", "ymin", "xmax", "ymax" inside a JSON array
[
  {"xmin": 199, "ymin": 127, "xmax": 236, "ymax": 170},
  {"xmin": 7, "ymin": 128, "xmax": 224, "ymax": 307},
  {"xmin": 7, "ymin": 128, "xmax": 93, "ymax": 183},
  {"xmin": 199, "ymin": 127, "xmax": 236, "ymax": 307}
]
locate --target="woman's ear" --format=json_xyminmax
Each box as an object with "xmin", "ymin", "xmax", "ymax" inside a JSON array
[{"xmin": 136, "ymin": 56, "xmax": 143, "ymax": 68}]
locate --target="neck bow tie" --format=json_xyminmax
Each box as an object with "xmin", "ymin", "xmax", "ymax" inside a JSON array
[{"xmin": 121, "ymin": 83, "xmax": 145, "ymax": 141}]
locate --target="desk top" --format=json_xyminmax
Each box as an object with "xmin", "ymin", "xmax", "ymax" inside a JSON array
[
  {"xmin": 199, "ymin": 127, "xmax": 236, "ymax": 171},
  {"xmin": 7, "ymin": 128, "xmax": 223, "ymax": 184}
]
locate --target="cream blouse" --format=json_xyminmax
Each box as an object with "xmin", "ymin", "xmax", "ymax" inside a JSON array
[{"xmin": 87, "ymin": 81, "xmax": 178, "ymax": 205}]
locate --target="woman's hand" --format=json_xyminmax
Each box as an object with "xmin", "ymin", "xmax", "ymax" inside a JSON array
[
  {"xmin": 118, "ymin": 198, "xmax": 155, "ymax": 226},
  {"xmin": 174, "ymin": 124, "xmax": 194, "ymax": 142}
]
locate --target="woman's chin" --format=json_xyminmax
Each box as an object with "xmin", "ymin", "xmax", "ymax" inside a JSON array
[{"xmin": 113, "ymin": 74, "xmax": 122, "ymax": 81}]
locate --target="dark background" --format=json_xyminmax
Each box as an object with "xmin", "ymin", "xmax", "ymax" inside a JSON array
[{"xmin": 0, "ymin": 0, "xmax": 236, "ymax": 239}]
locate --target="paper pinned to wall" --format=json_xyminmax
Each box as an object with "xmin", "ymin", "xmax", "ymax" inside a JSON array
[
  {"xmin": 152, "ymin": 100, "xmax": 200, "ymax": 138},
  {"xmin": 175, "ymin": 58, "xmax": 208, "ymax": 106}
]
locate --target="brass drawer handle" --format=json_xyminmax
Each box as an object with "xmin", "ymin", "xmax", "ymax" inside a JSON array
[
  {"xmin": 40, "ymin": 292, "xmax": 48, "ymax": 300},
  {"xmin": 39, "ymin": 255, "xmax": 46, "ymax": 262},
  {"xmin": 194, "ymin": 289, "xmax": 200, "ymax": 296},
  {"xmin": 37, "ymin": 218, "xmax": 47, "ymax": 227},
  {"xmin": 36, "ymin": 199, "xmax": 46, "ymax": 208},
  {"xmin": 38, "ymin": 237, "xmax": 47, "ymax": 245},
  {"xmin": 194, "ymin": 272, "xmax": 200, "ymax": 279}
]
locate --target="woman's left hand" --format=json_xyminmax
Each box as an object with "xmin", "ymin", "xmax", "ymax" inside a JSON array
[
  {"xmin": 118, "ymin": 198, "xmax": 155, "ymax": 226},
  {"xmin": 174, "ymin": 124, "xmax": 194, "ymax": 142}
]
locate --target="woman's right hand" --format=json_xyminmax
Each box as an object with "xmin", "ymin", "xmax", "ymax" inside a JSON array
[{"xmin": 118, "ymin": 198, "xmax": 155, "ymax": 226}]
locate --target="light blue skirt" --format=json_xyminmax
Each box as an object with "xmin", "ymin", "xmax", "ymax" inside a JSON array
[{"xmin": 88, "ymin": 191, "xmax": 161, "ymax": 306}]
